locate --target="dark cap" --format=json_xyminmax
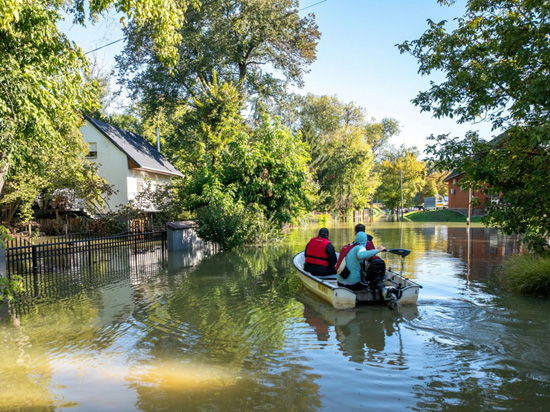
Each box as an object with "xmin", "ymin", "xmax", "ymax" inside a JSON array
[{"xmin": 318, "ymin": 228, "xmax": 329, "ymax": 238}]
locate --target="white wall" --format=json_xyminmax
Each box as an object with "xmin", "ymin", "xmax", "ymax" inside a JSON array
[
  {"xmin": 81, "ymin": 122, "xmax": 129, "ymax": 211},
  {"xmin": 127, "ymin": 169, "xmax": 172, "ymax": 211}
]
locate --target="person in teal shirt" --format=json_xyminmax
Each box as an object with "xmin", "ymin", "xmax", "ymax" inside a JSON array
[{"xmin": 337, "ymin": 231, "xmax": 386, "ymax": 291}]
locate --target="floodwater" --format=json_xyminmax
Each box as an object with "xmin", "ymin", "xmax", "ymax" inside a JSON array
[{"xmin": 1, "ymin": 222, "xmax": 549, "ymax": 411}]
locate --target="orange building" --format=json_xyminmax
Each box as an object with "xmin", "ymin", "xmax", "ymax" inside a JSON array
[{"xmin": 443, "ymin": 172, "xmax": 488, "ymax": 216}]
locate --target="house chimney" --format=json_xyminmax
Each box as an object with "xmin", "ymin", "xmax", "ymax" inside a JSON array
[{"xmin": 156, "ymin": 126, "xmax": 161, "ymax": 153}]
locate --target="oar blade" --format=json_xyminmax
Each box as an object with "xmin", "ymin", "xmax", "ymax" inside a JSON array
[{"xmin": 387, "ymin": 248, "xmax": 411, "ymax": 257}]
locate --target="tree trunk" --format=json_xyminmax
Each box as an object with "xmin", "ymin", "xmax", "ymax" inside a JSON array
[
  {"xmin": 238, "ymin": 62, "xmax": 247, "ymax": 83},
  {"xmin": 0, "ymin": 152, "xmax": 9, "ymax": 196}
]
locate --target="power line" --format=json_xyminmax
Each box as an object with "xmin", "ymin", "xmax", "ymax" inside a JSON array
[
  {"xmin": 300, "ymin": 0, "xmax": 327, "ymax": 11},
  {"xmin": 84, "ymin": 0, "xmax": 328, "ymax": 54},
  {"xmin": 85, "ymin": 38, "xmax": 124, "ymax": 54}
]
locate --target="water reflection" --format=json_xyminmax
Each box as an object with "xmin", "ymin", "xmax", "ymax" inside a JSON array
[
  {"xmin": 1, "ymin": 223, "xmax": 549, "ymax": 412},
  {"xmin": 167, "ymin": 244, "xmax": 218, "ymax": 271},
  {"xmin": 299, "ymin": 292, "xmax": 418, "ymax": 366}
]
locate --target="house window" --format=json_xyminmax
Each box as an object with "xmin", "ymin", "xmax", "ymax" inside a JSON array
[
  {"xmin": 452, "ymin": 178, "xmax": 457, "ymax": 185},
  {"xmin": 86, "ymin": 142, "xmax": 97, "ymax": 158},
  {"xmin": 450, "ymin": 189, "xmax": 455, "ymax": 194}
]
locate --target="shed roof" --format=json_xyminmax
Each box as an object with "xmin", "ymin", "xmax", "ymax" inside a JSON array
[{"xmin": 84, "ymin": 115, "xmax": 183, "ymax": 177}]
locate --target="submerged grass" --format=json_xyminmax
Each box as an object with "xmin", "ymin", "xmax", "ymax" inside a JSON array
[
  {"xmin": 501, "ymin": 254, "xmax": 550, "ymax": 297},
  {"xmin": 404, "ymin": 209, "xmax": 483, "ymax": 223}
]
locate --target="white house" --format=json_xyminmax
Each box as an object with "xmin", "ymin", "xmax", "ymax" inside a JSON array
[{"xmin": 81, "ymin": 115, "xmax": 183, "ymax": 212}]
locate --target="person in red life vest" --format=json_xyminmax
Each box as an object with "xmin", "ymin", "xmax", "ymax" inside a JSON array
[
  {"xmin": 354, "ymin": 223, "xmax": 379, "ymax": 259},
  {"xmin": 304, "ymin": 228, "xmax": 337, "ymax": 277}
]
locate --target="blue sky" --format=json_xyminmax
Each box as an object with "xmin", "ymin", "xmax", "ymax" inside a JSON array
[{"xmin": 59, "ymin": 0, "xmax": 497, "ymax": 153}]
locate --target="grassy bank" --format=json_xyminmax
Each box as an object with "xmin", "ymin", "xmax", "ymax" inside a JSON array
[
  {"xmin": 404, "ymin": 209, "xmax": 483, "ymax": 223},
  {"xmin": 501, "ymin": 254, "xmax": 550, "ymax": 297}
]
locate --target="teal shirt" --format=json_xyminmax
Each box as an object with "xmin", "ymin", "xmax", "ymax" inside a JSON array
[{"xmin": 337, "ymin": 232, "xmax": 380, "ymax": 285}]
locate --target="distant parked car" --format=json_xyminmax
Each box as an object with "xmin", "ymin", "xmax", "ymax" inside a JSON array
[{"xmin": 435, "ymin": 195, "xmax": 448, "ymax": 209}]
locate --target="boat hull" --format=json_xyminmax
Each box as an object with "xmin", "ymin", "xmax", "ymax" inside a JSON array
[{"xmin": 292, "ymin": 251, "xmax": 421, "ymax": 309}]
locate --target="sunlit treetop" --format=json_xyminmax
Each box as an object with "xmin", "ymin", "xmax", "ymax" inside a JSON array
[
  {"xmin": 0, "ymin": 0, "xmax": 200, "ymax": 65},
  {"xmin": 398, "ymin": 0, "xmax": 550, "ymax": 134}
]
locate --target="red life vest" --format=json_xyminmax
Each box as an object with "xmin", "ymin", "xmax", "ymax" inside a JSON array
[
  {"xmin": 366, "ymin": 239, "xmax": 380, "ymax": 260},
  {"xmin": 336, "ymin": 243, "xmax": 357, "ymax": 277},
  {"xmin": 305, "ymin": 237, "xmax": 331, "ymax": 266}
]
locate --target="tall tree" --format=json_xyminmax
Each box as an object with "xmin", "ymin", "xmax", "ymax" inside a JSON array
[
  {"xmin": 0, "ymin": 0, "xmax": 197, "ymax": 200},
  {"xmin": 0, "ymin": 2, "xmax": 96, "ymax": 197},
  {"xmin": 1, "ymin": 0, "xmax": 197, "ymax": 65},
  {"xmin": 377, "ymin": 146, "xmax": 426, "ymax": 213},
  {"xmin": 176, "ymin": 77, "xmax": 312, "ymax": 247},
  {"xmin": 315, "ymin": 126, "xmax": 379, "ymax": 214},
  {"xmin": 117, "ymin": 0, "xmax": 320, "ymax": 114},
  {"xmin": 418, "ymin": 169, "xmax": 449, "ymax": 202},
  {"xmin": 398, "ymin": 0, "xmax": 550, "ymax": 251},
  {"xmin": 271, "ymin": 94, "xmax": 399, "ymax": 213}
]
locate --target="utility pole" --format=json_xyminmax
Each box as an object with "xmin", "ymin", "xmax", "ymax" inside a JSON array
[
  {"xmin": 156, "ymin": 127, "xmax": 161, "ymax": 153},
  {"xmin": 156, "ymin": 111, "xmax": 161, "ymax": 153},
  {"xmin": 467, "ymin": 187, "xmax": 472, "ymax": 226},
  {"xmin": 400, "ymin": 169, "xmax": 404, "ymax": 221}
]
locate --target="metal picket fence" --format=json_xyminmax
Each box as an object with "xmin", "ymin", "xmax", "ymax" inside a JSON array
[{"xmin": 4, "ymin": 231, "xmax": 167, "ymax": 300}]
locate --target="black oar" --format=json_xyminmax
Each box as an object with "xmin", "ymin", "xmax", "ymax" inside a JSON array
[{"xmin": 384, "ymin": 248, "xmax": 411, "ymax": 257}]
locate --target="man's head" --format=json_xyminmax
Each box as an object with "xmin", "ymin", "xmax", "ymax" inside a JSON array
[
  {"xmin": 354, "ymin": 223, "xmax": 365, "ymax": 234},
  {"xmin": 318, "ymin": 228, "xmax": 329, "ymax": 238}
]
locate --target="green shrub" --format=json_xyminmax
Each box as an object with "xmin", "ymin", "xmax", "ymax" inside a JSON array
[
  {"xmin": 0, "ymin": 275, "xmax": 25, "ymax": 302},
  {"xmin": 195, "ymin": 201, "xmax": 281, "ymax": 250},
  {"xmin": 191, "ymin": 180, "xmax": 281, "ymax": 250},
  {"xmin": 316, "ymin": 213, "xmax": 330, "ymax": 224},
  {"xmin": 501, "ymin": 254, "xmax": 550, "ymax": 297}
]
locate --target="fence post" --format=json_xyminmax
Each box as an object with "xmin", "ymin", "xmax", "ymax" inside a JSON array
[
  {"xmin": 32, "ymin": 245, "xmax": 39, "ymax": 296},
  {"xmin": 0, "ymin": 245, "xmax": 6, "ymax": 279},
  {"xmin": 87, "ymin": 240, "xmax": 92, "ymax": 265}
]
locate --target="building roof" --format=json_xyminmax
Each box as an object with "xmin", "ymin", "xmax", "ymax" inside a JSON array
[
  {"xmin": 84, "ymin": 115, "xmax": 184, "ymax": 177},
  {"xmin": 443, "ymin": 171, "xmax": 463, "ymax": 183}
]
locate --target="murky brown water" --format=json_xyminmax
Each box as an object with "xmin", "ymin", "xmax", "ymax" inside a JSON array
[{"xmin": 1, "ymin": 222, "xmax": 549, "ymax": 411}]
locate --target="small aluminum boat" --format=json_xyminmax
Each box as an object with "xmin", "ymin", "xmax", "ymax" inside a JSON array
[{"xmin": 292, "ymin": 251, "xmax": 422, "ymax": 310}]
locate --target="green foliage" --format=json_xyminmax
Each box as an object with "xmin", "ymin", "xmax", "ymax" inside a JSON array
[
  {"xmin": 0, "ymin": 2, "xmax": 97, "ymax": 197},
  {"xmin": 118, "ymin": 0, "xmax": 320, "ymax": 112},
  {"xmin": 420, "ymin": 170, "xmax": 449, "ymax": 199},
  {"xmin": 316, "ymin": 213, "xmax": 330, "ymax": 224},
  {"xmin": 0, "ymin": 225, "xmax": 11, "ymax": 248},
  {"xmin": 400, "ymin": 0, "xmax": 550, "ymax": 252},
  {"xmin": 271, "ymin": 94, "xmax": 400, "ymax": 214},
  {"xmin": 377, "ymin": 146, "xmax": 426, "ymax": 211},
  {"xmin": 317, "ymin": 127, "xmax": 379, "ymax": 213},
  {"xmin": 1, "ymin": 0, "xmax": 198, "ymax": 66},
  {"xmin": 194, "ymin": 73, "xmax": 245, "ymax": 169},
  {"xmin": 170, "ymin": 78, "xmax": 312, "ymax": 248},
  {"xmin": 426, "ymin": 129, "xmax": 550, "ymax": 252},
  {"xmin": 0, "ymin": 3, "xmax": 118, "ymax": 225},
  {"xmin": 501, "ymin": 254, "xmax": 550, "ymax": 297},
  {"xmin": 228, "ymin": 116, "xmax": 313, "ymax": 225},
  {"xmin": 398, "ymin": 0, "xmax": 550, "ymax": 130},
  {"xmin": 0, "ymin": 0, "xmax": 199, "ymax": 224},
  {"xmin": 0, "ymin": 275, "xmax": 25, "ymax": 303},
  {"xmin": 1, "ymin": 158, "xmax": 115, "ymax": 225},
  {"xmin": 193, "ymin": 179, "xmax": 281, "ymax": 250}
]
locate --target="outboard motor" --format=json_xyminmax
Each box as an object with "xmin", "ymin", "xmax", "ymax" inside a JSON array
[
  {"xmin": 363, "ymin": 259, "xmax": 388, "ymax": 301},
  {"xmin": 364, "ymin": 259, "xmax": 386, "ymax": 285}
]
